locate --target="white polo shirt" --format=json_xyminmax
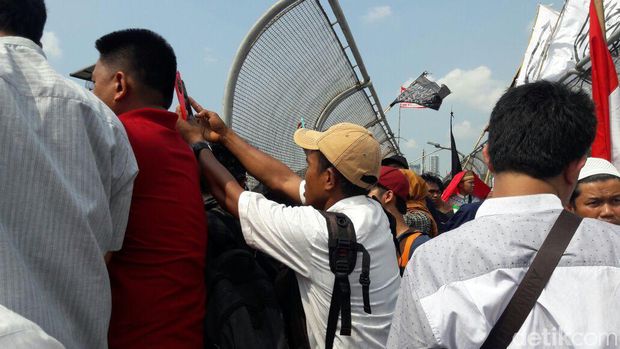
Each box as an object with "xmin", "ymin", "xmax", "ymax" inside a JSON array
[{"xmin": 238, "ymin": 181, "xmax": 400, "ymax": 348}]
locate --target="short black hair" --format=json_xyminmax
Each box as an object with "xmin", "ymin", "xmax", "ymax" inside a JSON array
[
  {"xmin": 199, "ymin": 143, "xmax": 247, "ymax": 194},
  {"xmin": 488, "ymin": 81, "xmax": 596, "ymax": 179},
  {"xmin": 374, "ymin": 184, "xmax": 407, "ymax": 215},
  {"xmin": 0, "ymin": 0, "xmax": 46, "ymax": 45},
  {"xmin": 316, "ymin": 151, "xmax": 368, "ymax": 197},
  {"xmin": 421, "ymin": 173, "xmax": 444, "ymax": 192},
  {"xmin": 95, "ymin": 29, "xmax": 177, "ymax": 109},
  {"xmin": 569, "ymin": 174, "xmax": 620, "ymax": 205}
]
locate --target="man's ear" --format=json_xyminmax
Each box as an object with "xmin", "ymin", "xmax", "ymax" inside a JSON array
[
  {"xmin": 383, "ymin": 190, "xmax": 395, "ymax": 205},
  {"xmin": 112, "ymin": 71, "xmax": 128, "ymax": 102},
  {"xmin": 324, "ymin": 167, "xmax": 338, "ymax": 191},
  {"xmin": 564, "ymin": 155, "xmax": 587, "ymax": 188},
  {"xmin": 482, "ymin": 144, "xmax": 494, "ymax": 173}
]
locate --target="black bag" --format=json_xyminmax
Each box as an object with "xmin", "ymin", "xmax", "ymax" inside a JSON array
[
  {"xmin": 320, "ymin": 212, "xmax": 372, "ymax": 349},
  {"xmin": 205, "ymin": 249, "xmax": 288, "ymax": 349}
]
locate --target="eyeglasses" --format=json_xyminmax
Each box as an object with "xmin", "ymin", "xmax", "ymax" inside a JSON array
[{"xmin": 84, "ymin": 81, "xmax": 95, "ymax": 91}]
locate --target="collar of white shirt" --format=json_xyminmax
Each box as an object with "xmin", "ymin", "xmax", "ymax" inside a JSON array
[
  {"xmin": 475, "ymin": 193, "xmax": 563, "ymax": 219},
  {"xmin": 327, "ymin": 194, "xmax": 374, "ymax": 212},
  {"xmin": 0, "ymin": 36, "xmax": 45, "ymax": 57}
]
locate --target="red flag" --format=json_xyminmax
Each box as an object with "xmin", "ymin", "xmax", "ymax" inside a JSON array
[
  {"xmin": 589, "ymin": 0, "xmax": 620, "ymax": 167},
  {"xmin": 441, "ymin": 171, "xmax": 490, "ymax": 202}
]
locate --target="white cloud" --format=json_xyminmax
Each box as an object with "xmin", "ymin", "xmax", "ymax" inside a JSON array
[
  {"xmin": 204, "ymin": 48, "xmax": 217, "ymax": 64},
  {"xmin": 404, "ymin": 138, "xmax": 417, "ymax": 149},
  {"xmin": 438, "ymin": 66, "xmax": 505, "ymax": 112},
  {"xmin": 41, "ymin": 31, "xmax": 62, "ymax": 59},
  {"xmin": 363, "ymin": 6, "xmax": 392, "ymax": 23},
  {"xmin": 452, "ymin": 120, "xmax": 477, "ymax": 141},
  {"xmin": 401, "ymin": 73, "xmax": 435, "ymax": 89}
]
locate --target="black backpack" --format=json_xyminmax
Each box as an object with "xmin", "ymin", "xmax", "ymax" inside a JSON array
[
  {"xmin": 204, "ymin": 205, "xmax": 288, "ymax": 349},
  {"xmin": 205, "ymin": 248, "xmax": 288, "ymax": 349}
]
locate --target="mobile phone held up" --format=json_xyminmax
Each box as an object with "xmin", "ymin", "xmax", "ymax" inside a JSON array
[{"xmin": 175, "ymin": 71, "xmax": 194, "ymax": 121}]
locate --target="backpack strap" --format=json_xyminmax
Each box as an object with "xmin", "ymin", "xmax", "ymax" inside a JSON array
[
  {"xmin": 320, "ymin": 211, "xmax": 371, "ymax": 349},
  {"xmin": 398, "ymin": 230, "xmax": 422, "ymax": 270},
  {"xmin": 480, "ymin": 210, "xmax": 582, "ymax": 349}
]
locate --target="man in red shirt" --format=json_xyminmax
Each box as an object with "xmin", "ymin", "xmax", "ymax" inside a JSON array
[{"xmin": 91, "ymin": 28, "xmax": 207, "ymax": 348}]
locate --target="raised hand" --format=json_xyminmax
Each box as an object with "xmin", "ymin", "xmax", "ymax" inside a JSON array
[{"xmin": 189, "ymin": 98, "xmax": 230, "ymax": 143}]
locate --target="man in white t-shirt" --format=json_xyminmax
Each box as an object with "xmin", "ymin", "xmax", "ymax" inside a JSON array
[{"xmin": 176, "ymin": 100, "xmax": 400, "ymax": 348}]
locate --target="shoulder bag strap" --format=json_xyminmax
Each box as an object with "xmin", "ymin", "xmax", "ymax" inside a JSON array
[{"xmin": 480, "ymin": 210, "xmax": 582, "ymax": 349}]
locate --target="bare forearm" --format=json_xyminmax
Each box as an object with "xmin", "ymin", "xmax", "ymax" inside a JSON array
[
  {"xmin": 220, "ymin": 129, "xmax": 302, "ymax": 203},
  {"xmin": 197, "ymin": 148, "xmax": 244, "ymax": 218}
]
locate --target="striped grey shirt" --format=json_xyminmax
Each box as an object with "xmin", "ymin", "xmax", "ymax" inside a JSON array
[{"xmin": 0, "ymin": 36, "xmax": 138, "ymax": 348}]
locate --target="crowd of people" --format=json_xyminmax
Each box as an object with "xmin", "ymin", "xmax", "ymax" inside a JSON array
[{"xmin": 1, "ymin": 0, "xmax": 620, "ymax": 348}]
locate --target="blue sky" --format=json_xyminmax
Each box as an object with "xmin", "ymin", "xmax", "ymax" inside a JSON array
[{"xmin": 43, "ymin": 0, "xmax": 563, "ymax": 175}]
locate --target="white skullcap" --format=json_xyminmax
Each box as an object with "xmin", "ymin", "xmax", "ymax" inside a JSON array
[{"xmin": 578, "ymin": 157, "xmax": 620, "ymax": 181}]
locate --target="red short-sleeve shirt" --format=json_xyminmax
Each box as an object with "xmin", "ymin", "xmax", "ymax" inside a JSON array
[{"xmin": 108, "ymin": 108, "xmax": 207, "ymax": 349}]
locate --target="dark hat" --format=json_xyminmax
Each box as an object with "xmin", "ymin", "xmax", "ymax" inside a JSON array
[{"xmin": 381, "ymin": 155, "xmax": 409, "ymax": 169}]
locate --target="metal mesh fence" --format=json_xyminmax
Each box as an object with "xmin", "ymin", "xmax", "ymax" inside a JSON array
[{"xmin": 224, "ymin": 0, "xmax": 399, "ymax": 182}]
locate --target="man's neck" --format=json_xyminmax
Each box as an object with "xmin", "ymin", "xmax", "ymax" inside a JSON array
[
  {"xmin": 323, "ymin": 192, "xmax": 349, "ymax": 211},
  {"xmin": 491, "ymin": 172, "xmax": 561, "ymax": 199},
  {"xmin": 116, "ymin": 102, "xmax": 166, "ymax": 116},
  {"xmin": 384, "ymin": 206, "xmax": 409, "ymax": 236},
  {"xmin": 394, "ymin": 216, "xmax": 410, "ymax": 236}
]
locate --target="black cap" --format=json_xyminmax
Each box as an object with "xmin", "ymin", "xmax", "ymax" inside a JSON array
[
  {"xmin": 69, "ymin": 64, "xmax": 95, "ymax": 81},
  {"xmin": 381, "ymin": 155, "xmax": 409, "ymax": 169}
]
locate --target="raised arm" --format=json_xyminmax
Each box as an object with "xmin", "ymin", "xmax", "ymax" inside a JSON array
[{"xmin": 177, "ymin": 99, "xmax": 303, "ymax": 204}]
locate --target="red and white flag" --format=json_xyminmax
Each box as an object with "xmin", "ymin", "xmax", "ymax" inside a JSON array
[{"xmin": 589, "ymin": 0, "xmax": 620, "ymax": 167}]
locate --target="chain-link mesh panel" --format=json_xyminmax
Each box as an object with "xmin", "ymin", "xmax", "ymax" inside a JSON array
[
  {"xmin": 322, "ymin": 90, "xmax": 376, "ymax": 130},
  {"xmin": 225, "ymin": 0, "xmax": 399, "ymax": 178}
]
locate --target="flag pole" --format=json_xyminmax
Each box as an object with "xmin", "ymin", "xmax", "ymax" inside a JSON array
[
  {"xmin": 594, "ymin": 0, "xmax": 606, "ymax": 40},
  {"xmin": 463, "ymin": 124, "xmax": 489, "ymax": 170},
  {"xmin": 397, "ymin": 106, "xmax": 402, "ymax": 147}
]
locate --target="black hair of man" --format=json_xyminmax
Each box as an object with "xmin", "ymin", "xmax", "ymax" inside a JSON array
[
  {"xmin": 421, "ymin": 173, "xmax": 444, "ymax": 192},
  {"xmin": 488, "ymin": 81, "xmax": 596, "ymax": 179},
  {"xmin": 569, "ymin": 173, "xmax": 620, "ymax": 205},
  {"xmin": 316, "ymin": 151, "xmax": 368, "ymax": 198},
  {"xmin": 199, "ymin": 143, "xmax": 247, "ymax": 194},
  {"xmin": 0, "ymin": 0, "xmax": 46, "ymax": 45},
  {"xmin": 95, "ymin": 28, "xmax": 177, "ymax": 109},
  {"xmin": 373, "ymin": 184, "xmax": 407, "ymax": 215}
]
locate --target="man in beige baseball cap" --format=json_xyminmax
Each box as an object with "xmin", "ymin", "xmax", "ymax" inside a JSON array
[
  {"xmin": 293, "ymin": 122, "xmax": 381, "ymax": 208},
  {"xmin": 176, "ymin": 100, "xmax": 400, "ymax": 348}
]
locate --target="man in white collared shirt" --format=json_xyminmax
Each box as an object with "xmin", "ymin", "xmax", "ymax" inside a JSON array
[
  {"xmin": 176, "ymin": 103, "xmax": 400, "ymax": 348},
  {"xmin": 0, "ymin": 1, "xmax": 137, "ymax": 348},
  {"xmin": 388, "ymin": 81, "xmax": 620, "ymax": 348}
]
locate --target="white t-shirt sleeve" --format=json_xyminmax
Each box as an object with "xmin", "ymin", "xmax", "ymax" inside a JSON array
[
  {"xmin": 299, "ymin": 180, "xmax": 307, "ymax": 205},
  {"xmin": 238, "ymin": 183, "xmax": 324, "ymax": 277}
]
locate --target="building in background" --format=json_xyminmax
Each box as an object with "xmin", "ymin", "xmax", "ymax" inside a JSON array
[
  {"xmin": 430, "ymin": 155, "xmax": 440, "ymax": 175},
  {"xmin": 411, "ymin": 163, "xmax": 422, "ymax": 174}
]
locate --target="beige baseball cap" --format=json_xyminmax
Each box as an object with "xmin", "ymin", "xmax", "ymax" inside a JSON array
[{"xmin": 294, "ymin": 123, "xmax": 380, "ymax": 189}]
